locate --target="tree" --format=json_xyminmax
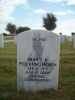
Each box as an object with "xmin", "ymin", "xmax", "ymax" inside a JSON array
[
  {"xmin": 6, "ymin": 23, "xmax": 16, "ymax": 38},
  {"xmin": 43, "ymin": 13, "xmax": 57, "ymax": 31},
  {"xmin": 71, "ymin": 32, "xmax": 75, "ymax": 36},
  {"xmin": 3, "ymin": 33, "xmax": 8, "ymax": 36},
  {"xmin": 59, "ymin": 32, "xmax": 62, "ymax": 35},
  {"xmin": 16, "ymin": 26, "xmax": 31, "ymax": 34}
]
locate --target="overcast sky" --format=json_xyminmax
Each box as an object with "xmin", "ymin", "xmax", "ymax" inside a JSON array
[{"xmin": 0, "ymin": 0, "xmax": 75, "ymax": 35}]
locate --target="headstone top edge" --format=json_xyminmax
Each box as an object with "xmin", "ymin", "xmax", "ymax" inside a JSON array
[{"xmin": 17, "ymin": 30, "xmax": 59, "ymax": 38}]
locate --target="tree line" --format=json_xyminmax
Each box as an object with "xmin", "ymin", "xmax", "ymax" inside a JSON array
[
  {"xmin": 3, "ymin": 13, "xmax": 75, "ymax": 37},
  {"xmin": 4, "ymin": 13, "xmax": 57, "ymax": 37}
]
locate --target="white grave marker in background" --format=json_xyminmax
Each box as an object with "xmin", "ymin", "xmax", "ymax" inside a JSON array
[
  {"xmin": 66, "ymin": 36, "xmax": 72, "ymax": 42},
  {"xmin": 74, "ymin": 34, "xmax": 75, "ymax": 48},
  {"xmin": 15, "ymin": 30, "xmax": 60, "ymax": 91},
  {"xmin": 60, "ymin": 35, "xmax": 65, "ymax": 44},
  {"xmin": 0, "ymin": 34, "xmax": 4, "ymax": 48}
]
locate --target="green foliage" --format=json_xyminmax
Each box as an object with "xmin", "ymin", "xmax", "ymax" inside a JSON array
[
  {"xmin": 3, "ymin": 33, "xmax": 8, "ymax": 36},
  {"xmin": 43, "ymin": 13, "xmax": 57, "ymax": 31},
  {"xmin": 16, "ymin": 26, "xmax": 31, "ymax": 34},
  {"xmin": 6, "ymin": 23, "xmax": 16, "ymax": 37},
  {"xmin": 59, "ymin": 32, "xmax": 62, "ymax": 35},
  {"xmin": 71, "ymin": 32, "xmax": 75, "ymax": 36}
]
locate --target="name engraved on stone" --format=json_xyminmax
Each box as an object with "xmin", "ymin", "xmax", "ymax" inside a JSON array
[{"xmin": 16, "ymin": 30, "xmax": 60, "ymax": 91}]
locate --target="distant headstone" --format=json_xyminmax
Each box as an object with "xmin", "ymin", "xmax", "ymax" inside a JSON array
[
  {"xmin": 60, "ymin": 35, "xmax": 65, "ymax": 44},
  {"xmin": 74, "ymin": 34, "xmax": 75, "ymax": 48},
  {"xmin": 0, "ymin": 34, "xmax": 4, "ymax": 48},
  {"xmin": 66, "ymin": 36, "xmax": 72, "ymax": 42},
  {"xmin": 13, "ymin": 35, "xmax": 17, "ymax": 44},
  {"xmin": 15, "ymin": 30, "xmax": 60, "ymax": 91}
]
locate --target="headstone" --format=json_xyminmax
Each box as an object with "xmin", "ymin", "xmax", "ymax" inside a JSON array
[
  {"xmin": 66, "ymin": 36, "xmax": 72, "ymax": 42},
  {"xmin": 0, "ymin": 34, "xmax": 4, "ymax": 48},
  {"xmin": 73, "ymin": 34, "xmax": 75, "ymax": 48},
  {"xmin": 13, "ymin": 35, "xmax": 17, "ymax": 44},
  {"xmin": 15, "ymin": 30, "xmax": 60, "ymax": 91},
  {"xmin": 60, "ymin": 35, "xmax": 65, "ymax": 44}
]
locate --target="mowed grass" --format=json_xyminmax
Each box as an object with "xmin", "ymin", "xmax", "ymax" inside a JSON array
[
  {"xmin": 4, "ymin": 36, "xmax": 12, "ymax": 40},
  {"xmin": 0, "ymin": 39, "xmax": 75, "ymax": 100}
]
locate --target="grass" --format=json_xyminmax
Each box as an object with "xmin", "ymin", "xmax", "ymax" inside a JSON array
[
  {"xmin": 0, "ymin": 39, "xmax": 75, "ymax": 100},
  {"xmin": 4, "ymin": 36, "xmax": 12, "ymax": 40}
]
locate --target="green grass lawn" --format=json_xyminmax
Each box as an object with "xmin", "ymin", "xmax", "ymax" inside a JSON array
[
  {"xmin": 4, "ymin": 36, "xmax": 12, "ymax": 40},
  {"xmin": 0, "ymin": 40, "xmax": 75, "ymax": 100}
]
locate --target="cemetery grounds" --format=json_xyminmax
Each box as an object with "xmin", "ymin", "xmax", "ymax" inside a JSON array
[{"xmin": 0, "ymin": 36, "xmax": 75, "ymax": 100}]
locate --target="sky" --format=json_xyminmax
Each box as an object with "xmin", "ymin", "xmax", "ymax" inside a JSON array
[{"xmin": 0, "ymin": 0, "xmax": 75, "ymax": 35}]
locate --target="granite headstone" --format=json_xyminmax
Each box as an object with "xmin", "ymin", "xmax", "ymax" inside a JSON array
[
  {"xmin": 15, "ymin": 30, "xmax": 60, "ymax": 91},
  {"xmin": 0, "ymin": 34, "xmax": 4, "ymax": 48},
  {"xmin": 74, "ymin": 34, "xmax": 75, "ymax": 48},
  {"xmin": 60, "ymin": 35, "xmax": 65, "ymax": 44}
]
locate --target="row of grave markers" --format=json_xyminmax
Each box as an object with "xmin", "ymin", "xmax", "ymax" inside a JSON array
[
  {"xmin": 0, "ymin": 34, "xmax": 4, "ymax": 48},
  {"xmin": 0, "ymin": 33, "xmax": 74, "ymax": 48},
  {"xmin": 0, "ymin": 31, "xmax": 75, "ymax": 91}
]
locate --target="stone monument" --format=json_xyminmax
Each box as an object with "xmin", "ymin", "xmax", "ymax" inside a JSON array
[
  {"xmin": 15, "ymin": 30, "xmax": 60, "ymax": 91},
  {"xmin": 0, "ymin": 34, "xmax": 4, "ymax": 48}
]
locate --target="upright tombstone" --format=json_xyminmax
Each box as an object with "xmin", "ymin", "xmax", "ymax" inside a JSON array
[
  {"xmin": 66, "ymin": 36, "xmax": 72, "ymax": 42},
  {"xmin": 13, "ymin": 35, "xmax": 17, "ymax": 44},
  {"xmin": 60, "ymin": 35, "xmax": 65, "ymax": 44},
  {"xmin": 73, "ymin": 34, "xmax": 75, "ymax": 48},
  {"xmin": 0, "ymin": 34, "xmax": 4, "ymax": 48},
  {"xmin": 15, "ymin": 30, "xmax": 60, "ymax": 91}
]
